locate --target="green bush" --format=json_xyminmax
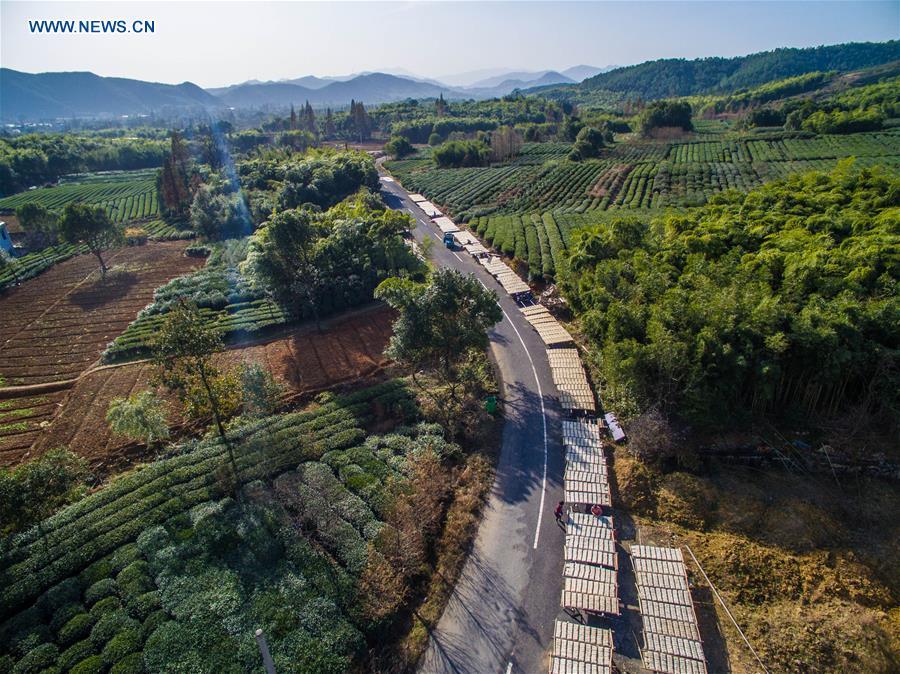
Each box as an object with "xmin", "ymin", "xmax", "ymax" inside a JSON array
[
  {"xmin": 116, "ymin": 562, "xmax": 151, "ymax": 599},
  {"xmin": 49, "ymin": 602, "xmax": 85, "ymax": 634},
  {"xmin": 57, "ymin": 640, "xmax": 96, "ymax": 671},
  {"xmin": 69, "ymin": 656, "xmax": 104, "ymax": 674},
  {"xmin": 125, "ymin": 592, "xmax": 161, "ymax": 621},
  {"xmin": 109, "ymin": 653, "xmax": 144, "ymax": 674},
  {"xmin": 57, "ymin": 614, "xmax": 93, "ymax": 647},
  {"xmin": 84, "ymin": 579, "xmax": 118, "ymax": 607},
  {"xmin": 139, "ymin": 611, "xmax": 168, "ymax": 641},
  {"xmin": 10, "ymin": 643, "xmax": 57, "ymax": 674},
  {"xmin": 35, "ymin": 578, "xmax": 81, "ymax": 620},
  {"xmin": 89, "ymin": 597, "xmax": 122, "ymax": 619},
  {"xmin": 89, "ymin": 611, "xmax": 138, "ymax": 648},
  {"xmin": 100, "ymin": 629, "xmax": 142, "ymax": 665}
]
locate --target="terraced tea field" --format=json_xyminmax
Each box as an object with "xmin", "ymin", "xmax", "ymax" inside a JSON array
[
  {"xmin": 0, "ymin": 170, "xmax": 159, "ymax": 223},
  {"xmin": 0, "ymin": 379, "xmax": 437, "ymax": 674},
  {"xmin": 386, "ymin": 130, "xmax": 900, "ymax": 218}
]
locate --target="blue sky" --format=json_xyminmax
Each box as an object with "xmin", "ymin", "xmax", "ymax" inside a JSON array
[{"xmin": 1, "ymin": 1, "xmax": 897, "ymax": 87}]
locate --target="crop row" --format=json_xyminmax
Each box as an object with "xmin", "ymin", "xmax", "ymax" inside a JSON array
[
  {"xmin": 0, "ymin": 381, "xmax": 418, "ymax": 673},
  {"xmin": 0, "ymin": 175, "xmax": 158, "ymax": 223},
  {"xmin": 0, "ymin": 379, "xmax": 413, "ymax": 618}
]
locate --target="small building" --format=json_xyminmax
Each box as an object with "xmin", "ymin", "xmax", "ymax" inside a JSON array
[{"xmin": 0, "ymin": 222, "xmax": 13, "ymax": 254}]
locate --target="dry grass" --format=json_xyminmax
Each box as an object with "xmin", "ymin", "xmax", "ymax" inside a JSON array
[{"xmin": 614, "ymin": 450, "xmax": 900, "ymax": 673}]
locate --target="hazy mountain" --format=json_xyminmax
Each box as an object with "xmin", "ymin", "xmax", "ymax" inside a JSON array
[
  {"xmin": 436, "ymin": 67, "xmax": 519, "ymax": 87},
  {"xmin": 213, "ymin": 72, "xmax": 468, "ymax": 108},
  {"xmin": 469, "ymin": 70, "xmax": 557, "ymax": 88},
  {"xmin": 282, "ymin": 75, "xmax": 334, "ymax": 89},
  {"xmin": 462, "ymin": 71, "xmax": 574, "ymax": 98},
  {"xmin": 0, "ymin": 68, "xmax": 218, "ymax": 121},
  {"xmin": 561, "ymin": 65, "xmax": 617, "ymax": 81}
]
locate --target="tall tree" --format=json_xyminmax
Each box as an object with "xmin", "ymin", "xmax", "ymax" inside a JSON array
[
  {"xmin": 157, "ymin": 130, "xmax": 193, "ymax": 218},
  {"xmin": 375, "ymin": 269, "xmax": 502, "ymax": 428},
  {"xmin": 324, "ymin": 108, "xmax": 337, "ymax": 138},
  {"xmin": 58, "ymin": 203, "xmax": 122, "ymax": 275},
  {"xmin": 152, "ymin": 301, "xmax": 241, "ymax": 481},
  {"xmin": 289, "ymin": 104, "xmax": 298, "ymax": 131},
  {"xmin": 435, "ymin": 92, "xmax": 448, "ymax": 117},
  {"xmin": 15, "ymin": 202, "xmax": 58, "ymax": 249},
  {"xmin": 303, "ymin": 101, "xmax": 317, "ymax": 136}
]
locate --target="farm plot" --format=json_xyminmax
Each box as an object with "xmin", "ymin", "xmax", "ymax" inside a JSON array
[
  {"xmin": 0, "ymin": 391, "xmax": 68, "ymax": 466},
  {"xmin": 0, "ymin": 222, "xmax": 193, "ymax": 292},
  {"xmin": 0, "ymin": 242, "xmax": 203, "ymax": 386},
  {"xmin": 22, "ymin": 307, "xmax": 397, "ymax": 474},
  {"xmin": 0, "ymin": 379, "xmax": 438, "ymax": 673},
  {"xmin": 0, "ymin": 170, "xmax": 159, "ymax": 224}
]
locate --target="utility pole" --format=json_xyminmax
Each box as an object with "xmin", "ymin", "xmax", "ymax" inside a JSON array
[{"xmin": 255, "ymin": 628, "xmax": 276, "ymax": 674}]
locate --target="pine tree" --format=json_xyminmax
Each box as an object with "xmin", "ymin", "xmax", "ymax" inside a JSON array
[
  {"xmin": 325, "ymin": 108, "xmax": 336, "ymax": 138},
  {"xmin": 290, "ymin": 104, "xmax": 297, "ymax": 130},
  {"xmin": 436, "ymin": 92, "xmax": 448, "ymax": 117},
  {"xmin": 303, "ymin": 101, "xmax": 317, "ymax": 135}
]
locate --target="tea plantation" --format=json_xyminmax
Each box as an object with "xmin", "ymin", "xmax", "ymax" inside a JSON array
[{"xmin": 0, "ymin": 379, "xmax": 454, "ymax": 673}]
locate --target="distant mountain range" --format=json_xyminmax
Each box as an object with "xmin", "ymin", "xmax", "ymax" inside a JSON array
[
  {"xmin": 2, "ymin": 42, "xmax": 897, "ymax": 122},
  {"xmin": 0, "ymin": 69, "xmax": 217, "ymax": 121},
  {"xmin": 0, "ymin": 65, "xmax": 603, "ymax": 121}
]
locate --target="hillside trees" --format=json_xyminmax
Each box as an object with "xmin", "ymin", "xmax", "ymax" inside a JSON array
[
  {"xmin": 433, "ymin": 140, "xmax": 491, "ymax": 168},
  {"xmin": 375, "ymin": 269, "xmax": 502, "ymax": 432},
  {"xmin": 490, "ymin": 126, "xmax": 523, "ymax": 162},
  {"xmin": 559, "ymin": 164, "xmax": 899, "ymax": 425},
  {"xmin": 639, "ymin": 100, "xmax": 693, "ymax": 135},
  {"xmin": 16, "ymin": 202, "xmax": 59, "ymax": 249},
  {"xmin": 157, "ymin": 130, "xmax": 194, "ymax": 218},
  {"xmin": 243, "ymin": 190, "xmax": 419, "ymax": 324},
  {"xmin": 57, "ymin": 202, "xmax": 122, "ymax": 275},
  {"xmin": 568, "ymin": 126, "xmax": 606, "ymax": 160},
  {"xmin": 152, "ymin": 301, "xmax": 241, "ymax": 480}
]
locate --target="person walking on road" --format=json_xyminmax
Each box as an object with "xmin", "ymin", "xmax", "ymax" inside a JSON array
[{"xmin": 554, "ymin": 501, "xmax": 565, "ymax": 525}]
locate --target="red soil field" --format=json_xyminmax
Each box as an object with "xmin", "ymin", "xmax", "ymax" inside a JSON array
[
  {"xmin": 0, "ymin": 242, "xmax": 202, "ymax": 386},
  {"xmin": 18, "ymin": 307, "xmax": 396, "ymax": 474}
]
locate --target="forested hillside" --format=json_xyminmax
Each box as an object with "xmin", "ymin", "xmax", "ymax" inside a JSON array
[{"xmin": 543, "ymin": 40, "xmax": 900, "ymax": 100}]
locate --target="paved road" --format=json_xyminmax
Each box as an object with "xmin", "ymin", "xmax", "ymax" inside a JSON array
[{"xmin": 379, "ymin": 175, "xmax": 565, "ymax": 674}]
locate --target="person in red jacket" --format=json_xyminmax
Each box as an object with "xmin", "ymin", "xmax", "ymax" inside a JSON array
[
  {"xmin": 554, "ymin": 501, "xmax": 565, "ymax": 523},
  {"xmin": 591, "ymin": 503, "xmax": 603, "ymax": 518}
]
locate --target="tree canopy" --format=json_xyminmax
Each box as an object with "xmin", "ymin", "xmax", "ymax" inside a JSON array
[
  {"xmin": 560, "ymin": 164, "xmax": 899, "ymax": 425},
  {"xmin": 57, "ymin": 202, "xmax": 122, "ymax": 274}
]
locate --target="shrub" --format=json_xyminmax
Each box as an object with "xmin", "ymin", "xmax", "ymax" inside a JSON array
[
  {"xmin": 135, "ymin": 526, "xmax": 170, "ymax": 557},
  {"xmin": 57, "ymin": 640, "xmax": 96, "ymax": 671},
  {"xmin": 116, "ymin": 562, "xmax": 152, "ymax": 599},
  {"xmin": 432, "ymin": 140, "xmax": 490, "ymax": 168},
  {"xmin": 428, "ymin": 132, "xmax": 442, "ymax": 146},
  {"xmin": 10, "ymin": 643, "xmax": 57, "ymax": 674},
  {"xmin": 69, "ymin": 656, "xmax": 104, "ymax": 674},
  {"xmin": 84, "ymin": 579, "xmax": 118, "ymax": 607},
  {"xmin": 140, "ymin": 611, "xmax": 168, "ymax": 641},
  {"xmin": 49, "ymin": 602, "xmax": 85, "ymax": 634},
  {"xmin": 0, "ymin": 448, "xmax": 89, "ymax": 536},
  {"xmin": 101, "ymin": 629, "xmax": 142, "ymax": 665},
  {"xmin": 57, "ymin": 614, "xmax": 93, "ymax": 647},
  {"xmin": 126, "ymin": 592, "xmax": 161, "ymax": 621},
  {"xmin": 184, "ymin": 244, "xmax": 211, "ymax": 258},
  {"xmin": 90, "ymin": 611, "xmax": 139, "ymax": 647},
  {"xmin": 89, "ymin": 596, "xmax": 122, "ymax": 619},
  {"xmin": 109, "ymin": 653, "xmax": 145, "ymax": 674},
  {"xmin": 36, "ymin": 578, "xmax": 81, "ymax": 619},
  {"xmin": 384, "ymin": 136, "xmax": 413, "ymax": 158}
]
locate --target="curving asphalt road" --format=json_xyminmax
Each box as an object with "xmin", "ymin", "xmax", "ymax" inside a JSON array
[{"xmin": 379, "ymin": 174, "xmax": 565, "ymax": 674}]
